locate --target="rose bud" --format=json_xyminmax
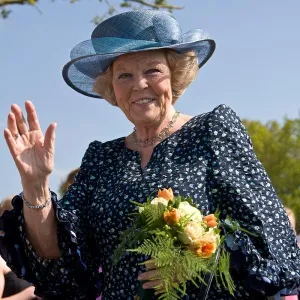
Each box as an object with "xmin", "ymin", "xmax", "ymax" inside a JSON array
[
  {"xmin": 158, "ymin": 188, "xmax": 174, "ymax": 201},
  {"xmin": 163, "ymin": 208, "xmax": 181, "ymax": 225},
  {"xmin": 195, "ymin": 242, "xmax": 215, "ymax": 258},
  {"xmin": 203, "ymin": 214, "xmax": 218, "ymax": 228}
]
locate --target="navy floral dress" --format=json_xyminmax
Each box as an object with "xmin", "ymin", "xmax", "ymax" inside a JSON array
[{"xmin": 1, "ymin": 105, "xmax": 300, "ymax": 299}]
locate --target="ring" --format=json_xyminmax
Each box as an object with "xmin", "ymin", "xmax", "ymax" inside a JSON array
[{"xmin": 14, "ymin": 133, "xmax": 19, "ymax": 140}]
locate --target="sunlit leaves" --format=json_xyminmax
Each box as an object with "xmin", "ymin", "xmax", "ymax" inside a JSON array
[{"xmin": 243, "ymin": 117, "xmax": 300, "ymax": 232}]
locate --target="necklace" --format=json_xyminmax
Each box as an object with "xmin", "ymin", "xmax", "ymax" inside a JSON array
[{"xmin": 132, "ymin": 111, "xmax": 180, "ymax": 148}]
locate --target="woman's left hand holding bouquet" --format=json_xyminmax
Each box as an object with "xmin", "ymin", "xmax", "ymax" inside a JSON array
[
  {"xmin": 118, "ymin": 187, "xmax": 225, "ymax": 298},
  {"xmin": 138, "ymin": 259, "xmax": 166, "ymax": 296},
  {"xmin": 137, "ymin": 188, "xmax": 177, "ymax": 296}
]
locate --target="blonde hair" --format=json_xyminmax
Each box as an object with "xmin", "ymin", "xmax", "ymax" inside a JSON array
[
  {"xmin": 59, "ymin": 168, "xmax": 80, "ymax": 196},
  {"xmin": 285, "ymin": 207, "xmax": 296, "ymax": 232},
  {"xmin": 0, "ymin": 196, "xmax": 13, "ymax": 216},
  {"xmin": 93, "ymin": 49, "xmax": 199, "ymax": 106}
]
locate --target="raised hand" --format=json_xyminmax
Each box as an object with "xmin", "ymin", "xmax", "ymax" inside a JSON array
[{"xmin": 3, "ymin": 101, "xmax": 56, "ymax": 188}]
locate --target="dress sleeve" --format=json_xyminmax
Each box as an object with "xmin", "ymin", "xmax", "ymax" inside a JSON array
[
  {"xmin": 8, "ymin": 140, "xmax": 103, "ymax": 299},
  {"xmin": 207, "ymin": 104, "xmax": 300, "ymax": 297}
]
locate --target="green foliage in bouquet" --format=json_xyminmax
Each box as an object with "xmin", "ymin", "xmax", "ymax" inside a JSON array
[{"xmin": 114, "ymin": 188, "xmax": 235, "ymax": 299}]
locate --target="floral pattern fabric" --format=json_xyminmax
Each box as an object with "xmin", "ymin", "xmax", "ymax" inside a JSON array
[{"xmin": 1, "ymin": 104, "xmax": 300, "ymax": 300}]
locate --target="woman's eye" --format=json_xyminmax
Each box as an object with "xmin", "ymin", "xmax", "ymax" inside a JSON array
[
  {"xmin": 146, "ymin": 68, "xmax": 160, "ymax": 74},
  {"xmin": 118, "ymin": 73, "xmax": 131, "ymax": 79}
]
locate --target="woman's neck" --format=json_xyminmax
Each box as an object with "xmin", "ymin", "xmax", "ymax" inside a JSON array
[
  {"xmin": 134, "ymin": 109, "xmax": 177, "ymax": 142},
  {"xmin": 126, "ymin": 113, "xmax": 193, "ymax": 169},
  {"xmin": 126, "ymin": 112, "xmax": 193, "ymax": 153}
]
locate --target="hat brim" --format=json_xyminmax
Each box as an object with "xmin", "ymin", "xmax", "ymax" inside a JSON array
[{"xmin": 62, "ymin": 33, "xmax": 216, "ymax": 99}]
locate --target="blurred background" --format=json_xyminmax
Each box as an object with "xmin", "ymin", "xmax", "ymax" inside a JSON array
[{"xmin": 0, "ymin": 0, "xmax": 299, "ymax": 231}]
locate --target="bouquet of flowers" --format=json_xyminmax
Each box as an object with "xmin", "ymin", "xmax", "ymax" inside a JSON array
[{"xmin": 114, "ymin": 188, "xmax": 236, "ymax": 300}]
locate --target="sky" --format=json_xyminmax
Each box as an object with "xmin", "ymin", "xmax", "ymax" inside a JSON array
[{"xmin": 0, "ymin": 0, "xmax": 299, "ymax": 198}]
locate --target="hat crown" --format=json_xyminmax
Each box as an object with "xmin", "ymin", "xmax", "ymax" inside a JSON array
[
  {"xmin": 63, "ymin": 10, "xmax": 215, "ymax": 99},
  {"xmin": 91, "ymin": 10, "xmax": 183, "ymax": 45}
]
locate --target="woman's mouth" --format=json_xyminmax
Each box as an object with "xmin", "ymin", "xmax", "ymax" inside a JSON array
[{"xmin": 135, "ymin": 98, "xmax": 155, "ymax": 105}]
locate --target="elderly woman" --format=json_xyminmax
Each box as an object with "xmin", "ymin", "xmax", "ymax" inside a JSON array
[{"xmin": 2, "ymin": 10, "xmax": 300, "ymax": 300}]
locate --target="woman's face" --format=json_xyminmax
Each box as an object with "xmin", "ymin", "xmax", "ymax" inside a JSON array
[{"xmin": 112, "ymin": 50, "xmax": 173, "ymax": 126}]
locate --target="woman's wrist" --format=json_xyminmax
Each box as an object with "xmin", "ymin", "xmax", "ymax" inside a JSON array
[{"xmin": 21, "ymin": 180, "xmax": 50, "ymax": 206}]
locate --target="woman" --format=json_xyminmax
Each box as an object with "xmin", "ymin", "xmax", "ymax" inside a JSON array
[{"xmin": 2, "ymin": 10, "xmax": 300, "ymax": 300}]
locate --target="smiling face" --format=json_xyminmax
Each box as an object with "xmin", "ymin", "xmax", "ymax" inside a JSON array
[{"xmin": 112, "ymin": 50, "xmax": 173, "ymax": 127}]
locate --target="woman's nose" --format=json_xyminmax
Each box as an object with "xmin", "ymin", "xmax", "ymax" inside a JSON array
[{"xmin": 133, "ymin": 76, "xmax": 148, "ymax": 90}]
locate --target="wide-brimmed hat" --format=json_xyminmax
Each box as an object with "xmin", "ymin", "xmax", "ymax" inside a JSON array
[{"xmin": 62, "ymin": 10, "xmax": 216, "ymax": 98}]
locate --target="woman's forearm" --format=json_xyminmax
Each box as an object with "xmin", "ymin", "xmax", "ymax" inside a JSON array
[{"xmin": 23, "ymin": 184, "xmax": 61, "ymax": 259}]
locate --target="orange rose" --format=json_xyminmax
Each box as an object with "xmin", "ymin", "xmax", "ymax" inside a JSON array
[
  {"xmin": 163, "ymin": 208, "xmax": 181, "ymax": 225},
  {"xmin": 192, "ymin": 228, "xmax": 219, "ymax": 258},
  {"xmin": 195, "ymin": 242, "xmax": 215, "ymax": 258},
  {"xmin": 203, "ymin": 214, "xmax": 218, "ymax": 228},
  {"xmin": 158, "ymin": 188, "xmax": 174, "ymax": 201}
]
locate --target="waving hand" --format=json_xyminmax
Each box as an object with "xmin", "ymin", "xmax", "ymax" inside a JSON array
[{"xmin": 4, "ymin": 101, "xmax": 56, "ymax": 187}]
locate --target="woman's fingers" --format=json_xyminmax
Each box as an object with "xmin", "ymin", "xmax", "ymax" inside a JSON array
[
  {"xmin": 11, "ymin": 104, "xmax": 28, "ymax": 135},
  {"xmin": 25, "ymin": 101, "xmax": 41, "ymax": 131},
  {"xmin": 145, "ymin": 259, "xmax": 156, "ymax": 270},
  {"xmin": 138, "ymin": 269, "xmax": 160, "ymax": 281},
  {"xmin": 138, "ymin": 260, "xmax": 162, "ymax": 290},
  {"xmin": 142, "ymin": 279, "xmax": 162, "ymax": 290},
  {"xmin": 154, "ymin": 287, "xmax": 165, "ymax": 296},
  {"xmin": 138, "ymin": 259, "xmax": 179, "ymax": 294},
  {"xmin": 44, "ymin": 123, "xmax": 57, "ymax": 151},
  {"xmin": 4, "ymin": 128, "xmax": 18, "ymax": 157},
  {"xmin": 7, "ymin": 112, "xmax": 18, "ymax": 138},
  {"xmin": 9, "ymin": 101, "xmax": 41, "ymax": 135}
]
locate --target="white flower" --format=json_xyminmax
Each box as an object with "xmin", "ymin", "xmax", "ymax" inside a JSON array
[
  {"xmin": 178, "ymin": 201, "xmax": 203, "ymax": 223},
  {"xmin": 139, "ymin": 197, "xmax": 169, "ymax": 213},
  {"xmin": 200, "ymin": 228, "xmax": 220, "ymax": 253},
  {"xmin": 192, "ymin": 228, "xmax": 220, "ymax": 258},
  {"xmin": 151, "ymin": 197, "xmax": 169, "ymax": 206},
  {"xmin": 178, "ymin": 221, "xmax": 204, "ymax": 245},
  {"xmin": 203, "ymin": 228, "xmax": 219, "ymax": 243}
]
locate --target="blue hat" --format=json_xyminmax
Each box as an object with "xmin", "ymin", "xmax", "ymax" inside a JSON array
[{"xmin": 62, "ymin": 10, "xmax": 216, "ymax": 98}]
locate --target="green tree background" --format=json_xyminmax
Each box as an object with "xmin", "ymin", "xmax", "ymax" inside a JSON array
[{"xmin": 243, "ymin": 118, "xmax": 300, "ymax": 233}]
